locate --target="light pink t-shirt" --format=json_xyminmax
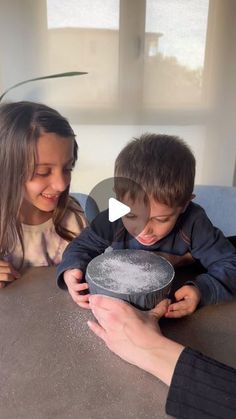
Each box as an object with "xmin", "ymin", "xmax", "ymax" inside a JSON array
[{"xmin": 9, "ymin": 211, "xmax": 87, "ymax": 270}]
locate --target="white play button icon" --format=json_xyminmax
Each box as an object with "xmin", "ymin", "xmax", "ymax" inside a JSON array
[{"xmin": 108, "ymin": 198, "xmax": 130, "ymax": 222}]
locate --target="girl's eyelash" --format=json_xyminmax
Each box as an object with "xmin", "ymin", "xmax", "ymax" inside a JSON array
[
  {"xmin": 34, "ymin": 167, "xmax": 73, "ymax": 176},
  {"xmin": 35, "ymin": 172, "xmax": 50, "ymax": 177}
]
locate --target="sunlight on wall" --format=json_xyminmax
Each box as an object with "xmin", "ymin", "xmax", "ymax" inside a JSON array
[{"xmin": 70, "ymin": 125, "xmax": 206, "ymax": 194}]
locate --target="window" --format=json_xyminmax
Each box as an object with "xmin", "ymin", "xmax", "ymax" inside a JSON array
[
  {"xmin": 0, "ymin": 0, "xmax": 235, "ymax": 187},
  {"xmin": 143, "ymin": 0, "xmax": 209, "ymax": 107},
  {"xmin": 44, "ymin": 0, "xmax": 210, "ymax": 122},
  {"xmin": 1, "ymin": 0, "xmax": 211, "ymax": 122},
  {"xmin": 46, "ymin": 0, "xmax": 120, "ymax": 109}
]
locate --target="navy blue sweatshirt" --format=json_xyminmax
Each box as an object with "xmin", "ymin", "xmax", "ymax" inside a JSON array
[{"xmin": 56, "ymin": 202, "xmax": 236, "ymax": 306}]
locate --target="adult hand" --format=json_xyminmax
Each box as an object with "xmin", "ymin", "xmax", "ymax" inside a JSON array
[
  {"xmin": 87, "ymin": 295, "xmax": 184, "ymax": 385},
  {"xmin": 64, "ymin": 268, "xmax": 90, "ymax": 308}
]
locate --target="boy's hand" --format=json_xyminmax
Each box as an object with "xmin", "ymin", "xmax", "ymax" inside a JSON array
[
  {"xmin": 165, "ymin": 285, "xmax": 201, "ymax": 318},
  {"xmin": 0, "ymin": 260, "xmax": 21, "ymax": 289},
  {"xmin": 63, "ymin": 268, "xmax": 90, "ymax": 309}
]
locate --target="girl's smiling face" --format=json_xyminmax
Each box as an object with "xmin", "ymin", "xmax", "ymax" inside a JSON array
[
  {"xmin": 122, "ymin": 194, "xmax": 186, "ymax": 246},
  {"xmin": 21, "ymin": 133, "xmax": 74, "ymax": 224}
]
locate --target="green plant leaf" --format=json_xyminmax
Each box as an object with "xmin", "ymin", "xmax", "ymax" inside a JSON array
[{"xmin": 0, "ymin": 71, "xmax": 88, "ymax": 102}]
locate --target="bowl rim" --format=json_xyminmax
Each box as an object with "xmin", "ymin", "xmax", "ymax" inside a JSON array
[{"xmin": 86, "ymin": 250, "xmax": 175, "ymax": 296}]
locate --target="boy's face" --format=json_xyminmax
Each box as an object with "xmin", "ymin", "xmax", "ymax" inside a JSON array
[{"xmin": 122, "ymin": 194, "xmax": 186, "ymax": 246}]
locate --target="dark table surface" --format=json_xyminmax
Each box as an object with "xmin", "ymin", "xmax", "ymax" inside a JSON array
[{"xmin": 0, "ymin": 266, "xmax": 236, "ymax": 419}]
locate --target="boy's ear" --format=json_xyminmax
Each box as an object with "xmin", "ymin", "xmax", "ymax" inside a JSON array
[{"xmin": 181, "ymin": 194, "xmax": 195, "ymax": 213}]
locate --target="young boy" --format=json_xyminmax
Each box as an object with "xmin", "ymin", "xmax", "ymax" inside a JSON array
[{"xmin": 56, "ymin": 134, "xmax": 236, "ymax": 317}]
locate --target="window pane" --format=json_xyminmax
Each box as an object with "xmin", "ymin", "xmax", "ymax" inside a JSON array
[
  {"xmin": 144, "ymin": 0, "xmax": 209, "ymax": 107},
  {"xmin": 46, "ymin": 0, "xmax": 119, "ymax": 108},
  {"xmin": 47, "ymin": 0, "xmax": 119, "ymax": 29}
]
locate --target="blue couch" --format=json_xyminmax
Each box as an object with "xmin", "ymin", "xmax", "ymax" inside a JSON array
[
  {"xmin": 71, "ymin": 192, "xmax": 99, "ymax": 223},
  {"xmin": 193, "ymin": 185, "xmax": 236, "ymax": 237}
]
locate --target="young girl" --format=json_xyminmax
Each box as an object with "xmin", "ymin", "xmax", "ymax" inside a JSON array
[{"xmin": 0, "ymin": 101, "xmax": 87, "ymax": 288}]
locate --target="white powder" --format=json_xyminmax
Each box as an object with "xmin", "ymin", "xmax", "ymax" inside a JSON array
[{"xmin": 86, "ymin": 250, "xmax": 174, "ymax": 294}]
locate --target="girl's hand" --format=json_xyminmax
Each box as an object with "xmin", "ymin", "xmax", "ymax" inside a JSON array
[
  {"xmin": 0, "ymin": 260, "xmax": 21, "ymax": 288},
  {"xmin": 165, "ymin": 285, "xmax": 201, "ymax": 318},
  {"xmin": 64, "ymin": 268, "xmax": 90, "ymax": 308}
]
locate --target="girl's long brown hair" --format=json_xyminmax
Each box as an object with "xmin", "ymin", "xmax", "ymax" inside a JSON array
[{"xmin": 0, "ymin": 101, "xmax": 84, "ymax": 261}]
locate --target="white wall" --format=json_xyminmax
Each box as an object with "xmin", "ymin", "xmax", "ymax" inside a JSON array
[{"xmin": 70, "ymin": 124, "xmax": 206, "ymax": 194}]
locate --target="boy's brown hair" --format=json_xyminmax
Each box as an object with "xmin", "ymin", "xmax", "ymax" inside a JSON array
[{"xmin": 114, "ymin": 133, "xmax": 196, "ymax": 207}]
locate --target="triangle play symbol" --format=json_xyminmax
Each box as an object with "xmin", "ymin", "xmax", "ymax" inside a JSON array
[{"xmin": 108, "ymin": 198, "xmax": 130, "ymax": 222}]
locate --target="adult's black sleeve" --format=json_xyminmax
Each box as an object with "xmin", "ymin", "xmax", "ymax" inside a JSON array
[{"xmin": 166, "ymin": 347, "xmax": 236, "ymax": 418}]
